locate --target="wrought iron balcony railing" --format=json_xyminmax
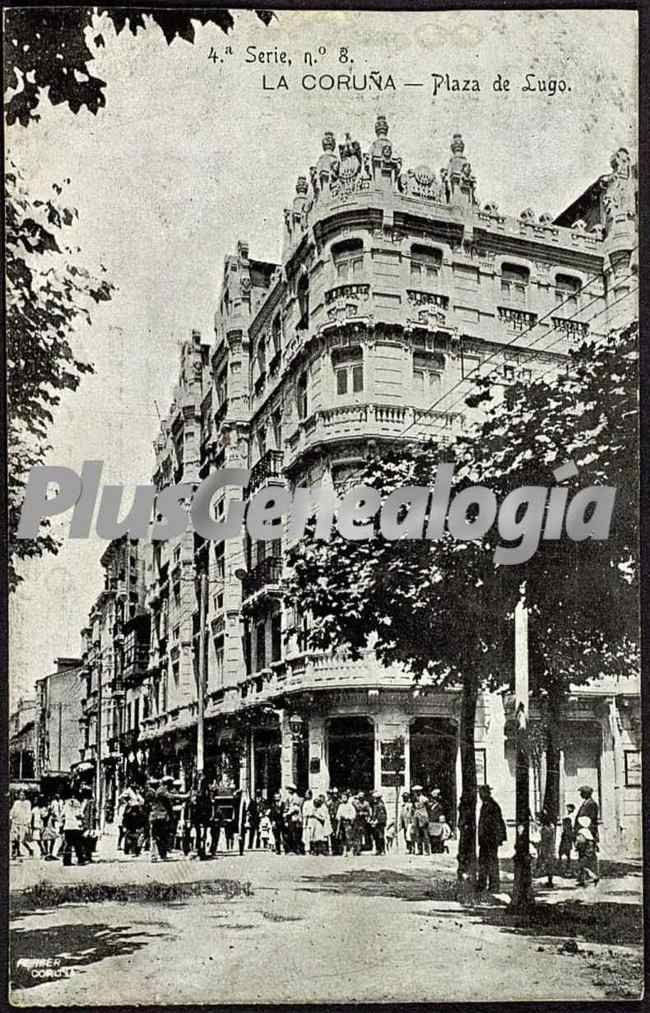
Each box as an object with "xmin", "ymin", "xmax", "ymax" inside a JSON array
[
  {"xmin": 243, "ymin": 556, "xmax": 283, "ymax": 598},
  {"xmin": 249, "ymin": 449, "xmax": 284, "ymax": 492}
]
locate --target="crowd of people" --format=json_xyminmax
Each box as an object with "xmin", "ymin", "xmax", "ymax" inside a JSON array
[
  {"xmin": 9, "ymin": 786, "xmax": 98, "ymax": 865},
  {"xmin": 9, "ymin": 777, "xmax": 602, "ymax": 890}
]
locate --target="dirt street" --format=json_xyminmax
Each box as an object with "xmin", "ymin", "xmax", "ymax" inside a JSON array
[{"xmin": 10, "ymin": 851, "xmax": 643, "ymax": 1004}]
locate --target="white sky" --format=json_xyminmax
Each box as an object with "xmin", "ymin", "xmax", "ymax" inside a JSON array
[{"xmin": 7, "ymin": 8, "xmax": 637, "ymax": 704}]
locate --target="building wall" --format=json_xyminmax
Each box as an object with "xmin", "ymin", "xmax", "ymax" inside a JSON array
[
  {"xmin": 36, "ymin": 661, "xmax": 83, "ymax": 776},
  {"xmin": 115, "ymin": 119, "xmax": 639, "ymax": 853}
]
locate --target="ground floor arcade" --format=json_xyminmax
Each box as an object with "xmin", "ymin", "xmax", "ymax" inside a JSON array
[{"xmin": 119, "ymin": 684, "xmax": 642, "ymax": 858}]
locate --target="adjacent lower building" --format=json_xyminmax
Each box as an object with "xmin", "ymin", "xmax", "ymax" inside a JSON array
[
  {"xmin": 35, "ymin": 657, "xmax": 84, "ymax": 793},
  {"xmin": 9, "ymin": 696, "xmax": 38, "ymax": 790},
  {"xmin": 76, "ymin": 118, "xmax": 640, "ymax": 854}
]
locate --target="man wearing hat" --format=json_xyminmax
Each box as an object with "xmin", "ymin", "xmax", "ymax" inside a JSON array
[
  {"xmin": 370, "ymin": 790, "xmax": 387, "ymax": 856},
  {"xmin": 411, "ymin": 786, "xmax": 431, "ymax": 856},
  {"xmin": 80, "ymin": 785, "xmax": 98, "ymax": 864},
  {"xmin": 477, "ymin": 785, "xmax": 508, "ymax": 892},
  {"xmin": 575, "ymin": 786, "xmax": 599, "ymax": 842},
  {"xmin": 149, "ymin": 776, "xmax": 174, "ymax": 862},
  {"xmin": 327, "ymin": 789, "xmax": 342, "ymax": 855},
  {"xmin": 575, "ymin": 785, "xmax": 599, "ymax": 877},
  {"xmin": 283, "ymin": 784, "xmax": 303, "ymax": 854}
]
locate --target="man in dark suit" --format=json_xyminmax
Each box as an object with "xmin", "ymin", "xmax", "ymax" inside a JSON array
[
  {"xmin": 575, "ymin": 785, "xmax": 599, "ymax": 841},
  {"xmin": 575, "ymin": 784, "xmax": 600, "ymax": 878},
  {"xmin": 477, "ymin": 784, "xmax": 508, "ymax": 892}
]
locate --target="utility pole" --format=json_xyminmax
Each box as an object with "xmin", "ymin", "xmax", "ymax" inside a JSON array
[
  {"xmin": 196, "ymin": 569, "xmax": 207, "ymax": 775},
  {"xmin": 510, "ymin": 591, "xmax": 534, "ymax": 911}
]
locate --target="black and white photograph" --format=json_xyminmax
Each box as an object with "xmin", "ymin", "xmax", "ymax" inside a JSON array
[{"xmin": 5, "ymin": 5, "xmax": 642, "ymax": 1004}]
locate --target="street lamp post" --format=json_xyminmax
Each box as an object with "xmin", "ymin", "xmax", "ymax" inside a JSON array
[{"xmin": 289, "ymin": 712, "xmax": 303, "ymax": 786}]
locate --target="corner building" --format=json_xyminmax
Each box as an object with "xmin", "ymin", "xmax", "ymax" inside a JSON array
[{"xmin": 140, "ymin": 118, "xmax": 640, "ymax": 855}]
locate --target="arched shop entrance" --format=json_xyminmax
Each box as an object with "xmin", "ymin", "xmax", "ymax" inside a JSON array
[
  {"xmin": 253, "ymin": 728, "xmax": 281, "ymax": 800},
  {"xmin": 327, "ymin": 716, "xmax": 375, "ymax": 793},
  {"xmin": 409, "ymin": 717, "xmax": 458, "ymax": 826}
]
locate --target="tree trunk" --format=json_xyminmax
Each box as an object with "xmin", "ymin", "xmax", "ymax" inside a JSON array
[
  {"xmin": 456, "ymin": 676, "xmax": 479, "ymax": 884},
  {"xmin": 542, "ymin": 682, "xmax": 563, "ymax": 822}
]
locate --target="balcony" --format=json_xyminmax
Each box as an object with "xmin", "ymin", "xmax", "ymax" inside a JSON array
[
  {"xmin": 249, "ymin": 449, "xmax": 284, "ymax": 493},
  {"xmin": 243, "ymin": 556, "xmax": 283, "ymax": 600},
  {"xmin": 406, "ymin": 290, "xmax": 449, "ymax": 311},
  {"xmin": 123, "ymin": 646, "xmax": 150, "ymax": 684},
  {"xmin": 497, "ymin": 306, "xmax": 538, "ymax": 332},
  {"xmin": 286, "ymin": 402, "xmax": 462, "ymax": 468},
  {"xmin": 551, "ymin": 317, "xmax": 590, "ymax": 338}
]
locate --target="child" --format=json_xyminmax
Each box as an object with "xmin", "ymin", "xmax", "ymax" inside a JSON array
[
  {"xmin": 259, "ymin": 812, "xmax": 272, "ymax": 850},
  {"xmin": 429, "ymin": 812, "xmax": 451, "ymax": 854},
  {"xmin": 385, "ymin": 819, "xmax": 396, "ymax": 853},
  {"xmin": 558, "ymin": 803, "xmax": 575, "ymax": 874},
  {"xmin": 438, "ymin": 814, "xmax": 452, "ymax": 853},
  {"xmin": 575, "ymin": 815, "xmax": 599, "ymax": 886},
  {"xmin": 534, "ymin": 809, "xmax": 556, "ymax": 888}
]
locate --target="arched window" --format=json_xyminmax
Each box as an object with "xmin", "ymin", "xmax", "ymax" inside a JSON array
[
  {"xmin": 297, "ymin": 371, "xmax": 308, "ymax": 419},
  {"xmin": 555, "ymin": 273, "xmax": 580, "ymax": 309},
  {"xmin": 297, "ymin": 273, "xmax": 310, "ymax": 329},
  {"xmin": 410, "ymin": 244, "xmax": 442, "ymax": 281},
  {"xmin": 501, "ymin": 263, "xmax": 529, "ymax": 306},
  {"xmin": 332, "ymin": 238, "xmax": 364, "ymax": 281}
]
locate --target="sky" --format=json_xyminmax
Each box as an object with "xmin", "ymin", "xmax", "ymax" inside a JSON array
[{"xmin": 7, "ymin": 8, "xmax": 638, "ymax": 705}]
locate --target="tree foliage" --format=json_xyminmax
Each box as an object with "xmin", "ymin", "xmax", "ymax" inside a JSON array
[
  {"xmin": 6, "ymin": 163, "xmax": 115, "ymax": 591},
  {"xmin": 285, "ymin": 321, "xmax": 638, "ymax": 881},
  {"xmin": 4, "ymin": 7, "xmax": 274, "ymax": 126}
]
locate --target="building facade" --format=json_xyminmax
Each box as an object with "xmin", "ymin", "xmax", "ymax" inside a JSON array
[
  {"xmin": 79, "ymin": 536, "xmax": 149, "ymax": 823},
  {"xmin": 83, "ymin": 119, "xmax": 640, "ymax": 853},
  {"xmin": 9, "ymin": 696, "xmax": 38, "ymax": 788},
  {"xmin": 35, "ymin": 657, "xmax": 84, "ymax": 791}
]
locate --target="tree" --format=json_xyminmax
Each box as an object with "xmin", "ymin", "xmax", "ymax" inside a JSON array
[
  {"xmin": 284, "ymin": 446, "xmax": 513, "ymax": 886},
  {"xmin": 463, "ymin": 320, "xmax": 639, "ymax": 822},
  {"xmin": 4, "ymin": 8, "xmax": 274, "ymax": 126},
  {"xmin": 285, "ymin": 321, "xmax": 638, "ymax": 900},
  {"xmin": 6, "ymin": 162, "xmax": 114, "ymax": 591}
]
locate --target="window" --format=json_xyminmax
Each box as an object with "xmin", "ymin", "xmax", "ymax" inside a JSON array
[
  {"xmin": 216, "ymin": 370, "xmax": 227, "ymax": 406},
  {"xmin": 243, "ymin": 624, "xmax": 252, "ymax": 676},
  {"xmin": 503, "ymin": 364, "xmax": 515, "ymax": 381},
  {"xmin": 214, "ymin": 542, "xmax": 225, "ymax": 580},
  {"xmin": 257, "ymin": 336, "xmax": 266, "ymax": 371},
  {"xmin": 272, "ymin": 409, "xmax": 282, "ymax": 451},
  {"xmin": 271, "ymin": 315, "xmax": 282, "ymax": 356},
  {"xmin": 297, "ymin": 371, "xmax": 308, "ymax": 420},
  {"xmin": 333, "ymin": 238, "xmax": 364, "ymax": 281},
  {"xmin": 501, "ymin": 263, "xmax": 529, "ymax": 306},
  {"xmin": 413, "ymin": 351, "xmax": 443, "ymax": 400},
  {"xmin": 411, "ymin": 244, "xmax": 442, "ymax": 281},
  {"xmin": 256, "ymin": 622, "xmax": 266, "ymax": 671},
  {"xmin": 297, "ymin": 273, "xmax": 310, "ymax": 329},
  {"xmin": 624, "ymin": 750, "xmax": 641, "ymax": 788},
  {"xmin": 271, "ymin": 611, "xmax": 282, "ymax": 663},
  {"xmin": 333, "ymin": 346, "xmax": 363, "ymax": 396},
  {"xmin": 555, "ymin": 273, "xmax": 580, "ymax": 310},
  {"xmin": 214, "ymin": 634, "xmax": 224, "ymax": 685},
  {"xmin": 256, "ymin": 427, "xmax": 267, "ymax": 461}
]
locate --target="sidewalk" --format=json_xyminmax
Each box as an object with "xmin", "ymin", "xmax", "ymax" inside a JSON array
[{"xmin": 11, "ymin": 841, "xmax": 642, "ymax": 911}]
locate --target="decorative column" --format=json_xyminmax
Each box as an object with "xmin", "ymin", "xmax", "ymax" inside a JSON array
[
  {"xmin": 279, "ymin": 709, "xmax": 294, "ymax": 791},
  {"xmin": 374, "ymin": 713, "xmax": 409, "ymax": 845},
  {"xmin": 308, "ymin": 715, "xmax": 327, "ymax": 794},
  {"xmin": 600, "ymin": 697, "xmax": 623, "ymax": 855}
]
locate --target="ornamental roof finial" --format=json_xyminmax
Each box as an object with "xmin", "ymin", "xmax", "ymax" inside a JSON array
[{"xmin": 375, "ymin": 113, "xmax": 389, "ymax": 138}]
